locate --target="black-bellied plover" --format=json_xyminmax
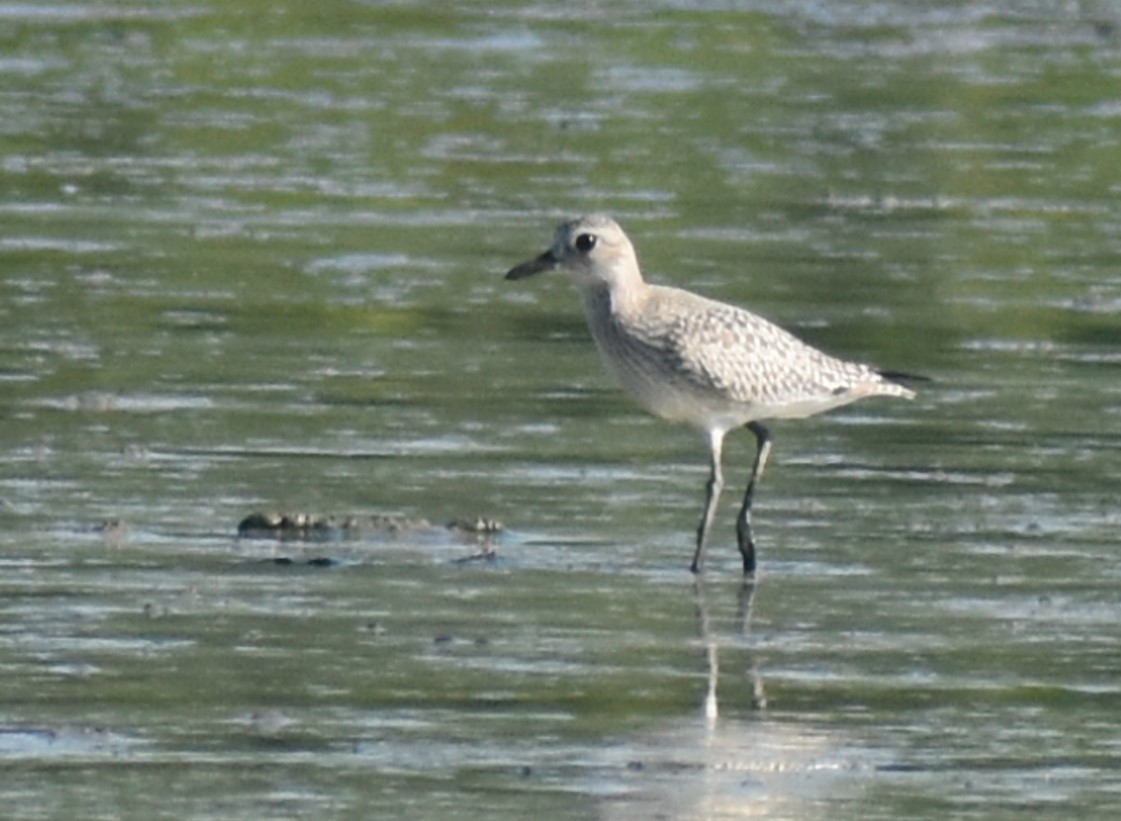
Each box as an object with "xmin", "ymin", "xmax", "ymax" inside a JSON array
[{"xmin": 506, "ymin": 215, "xmax": 920, "ymax": 575}]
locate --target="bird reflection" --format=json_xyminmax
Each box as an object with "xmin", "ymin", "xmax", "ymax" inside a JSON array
[
  {"xmin": 595, "ymin": 578, "xmax": 859, "ymax": 819},
  {"xmin": 693, "ymin": 578, "xmax": 766, "ymax": 722}
]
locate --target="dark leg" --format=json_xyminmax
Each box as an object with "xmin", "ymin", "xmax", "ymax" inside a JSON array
[
  {"xmin": 690, "ymin": 430, "xmax": 725, "ymax": 574},
  {"xmin": 734, "ymin": 422, "xmax": 772, "ymax": 576}
]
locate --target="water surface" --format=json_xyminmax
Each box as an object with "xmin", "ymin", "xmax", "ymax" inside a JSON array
[{"xmin": 2, "ymin": 1, "xmax": 1121, "ymax": 818}]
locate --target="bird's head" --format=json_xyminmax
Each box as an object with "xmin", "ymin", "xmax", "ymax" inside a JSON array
[{"xmin": 505, "ymin": 215, "xmax": 642, "ymax": 292}]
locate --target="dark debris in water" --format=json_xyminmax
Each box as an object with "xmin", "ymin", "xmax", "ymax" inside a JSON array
[
  {"xmin": 237, "ymin": 511, "xmax": 503, "ymax": 541},
  {"xmin": 265, "ymin": 556, "xmax": 344, "ymax": 568},
  {"xmin": 240, "ymin": 511, "xmax": 504, "ymax": 568}
]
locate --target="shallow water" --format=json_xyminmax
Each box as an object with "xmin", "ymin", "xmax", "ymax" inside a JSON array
[{"xmin": 3, "ymin": 1, "xmax": 1121, "ymax": 818}]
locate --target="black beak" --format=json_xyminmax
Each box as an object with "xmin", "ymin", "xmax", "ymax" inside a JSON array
[{"xmin": 505, "ymin": 250, "xmax": 557, "ymax": 280}]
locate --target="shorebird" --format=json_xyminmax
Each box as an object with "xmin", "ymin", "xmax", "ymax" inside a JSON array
[{"xmin": 505, "ymin": 215, "xmax": 920, "ymax": 575}]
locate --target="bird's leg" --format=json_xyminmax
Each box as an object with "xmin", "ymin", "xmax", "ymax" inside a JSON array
[
  {"xmin": 691, "ymin": 430, "xmax": 725, "ymax": 574},
  {"xmin": 735, "ymin": 422, "xmax": 772, "ymax": 576}
]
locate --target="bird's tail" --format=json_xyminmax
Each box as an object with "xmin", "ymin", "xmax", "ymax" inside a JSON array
[
  {"xmin": 876, "ymin": 369, "xmax": 929, "ymax": 400},
  {"xmin": 878, "ymin": 369, "xmax": 931, "ymax": 386}
]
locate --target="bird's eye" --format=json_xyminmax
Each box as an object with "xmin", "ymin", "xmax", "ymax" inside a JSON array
[{"xmin": 574, "ymin": 233, "xmax": 598, "ymax": 254}]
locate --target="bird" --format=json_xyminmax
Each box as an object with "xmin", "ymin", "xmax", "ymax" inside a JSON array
[{"xmin": 504, "ymin": 214, "xmax": 920, "ymax": 575}]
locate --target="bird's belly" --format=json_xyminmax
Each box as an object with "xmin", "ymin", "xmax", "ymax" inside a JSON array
[
  {"xmin": 612, "ymin": 363, "xmax": 864, "ymax": 431},
  {"xmin": 617, "ymin": 372, "xmax": 755, "ymax": 430}
]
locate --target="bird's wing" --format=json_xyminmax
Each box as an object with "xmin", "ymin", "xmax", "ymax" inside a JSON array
[{"xmin": 665, "ymin": 298, "xmax": 874, "ymax": 406}]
